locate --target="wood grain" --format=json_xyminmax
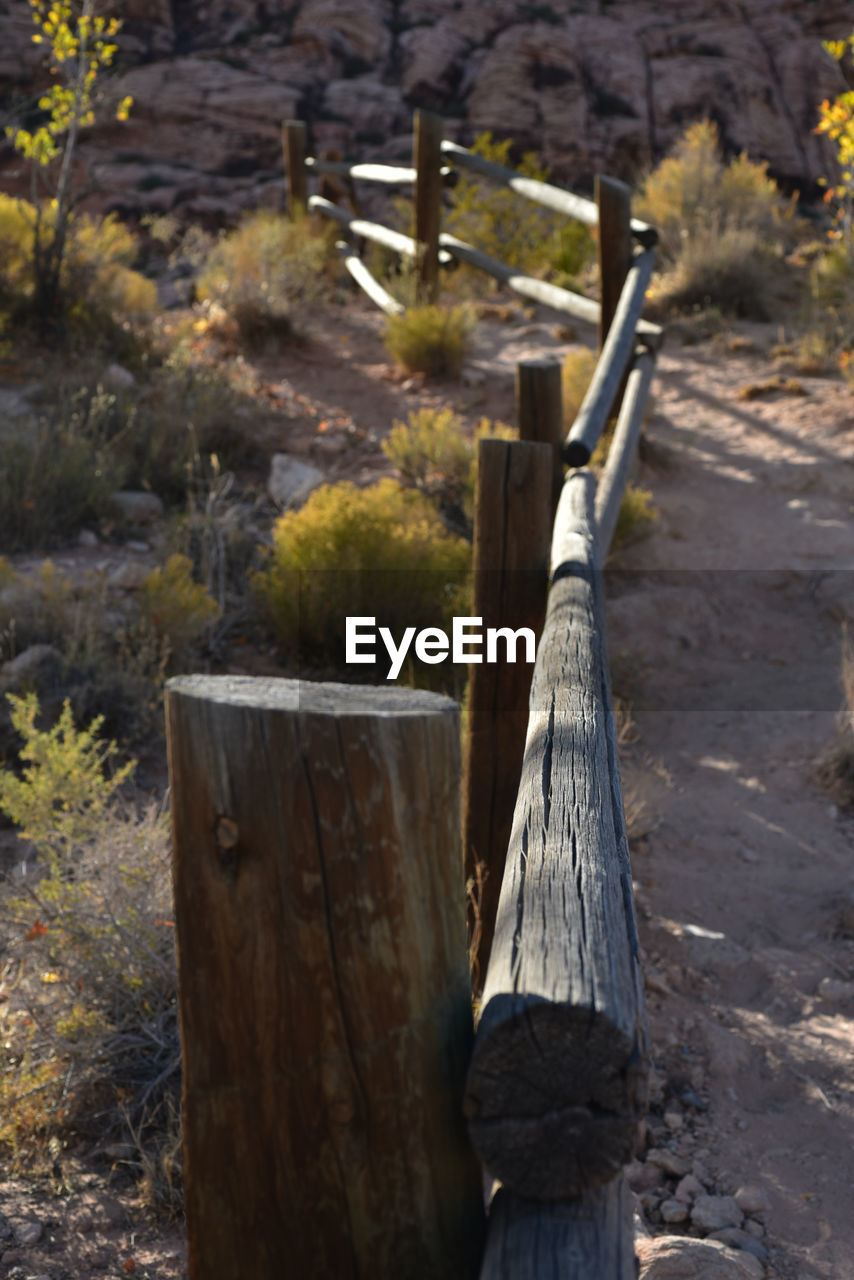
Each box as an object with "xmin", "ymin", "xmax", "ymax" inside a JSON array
[
  {"xmin": 480, "ymin": 1177, "xmax": 636, "ymax": 1279},
  {"xmin": 463, "ymin": 439, "xmax": 553, "ymax": 993},
  {"xmin": 167, "ymin": 676, "xmax": 484, "ymax": 1280},
  {"xmin": 464, "ymin": 473, "xmax": 647, "ymax": 1200}
]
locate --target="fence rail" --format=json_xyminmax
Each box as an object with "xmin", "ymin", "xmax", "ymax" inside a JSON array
[{"xmin": 168, "ymin": 110, "xmax": 662, "ymax": 1280}]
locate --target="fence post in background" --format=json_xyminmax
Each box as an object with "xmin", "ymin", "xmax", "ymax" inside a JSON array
[
  {"xmin": 167, "ymin": 675, "xmax": 484, "ymax": 1280},
  {"xmin": 414, "ymin": 108, "xmax": 443, "ymax": 304},
  {"xmin": 596, "ymin": 174, "xmax": 633, "ymax": 350},
  {"xmin": 463, "ymin": 439, "xmax": 552, "ymax": 993},
  {"xmin": 516, "ymin": 358, "xmax": 565, "ymax": 517},
  {"xmin": 283, "ymin": 119, "xmax": 307, "ymax": 218}
]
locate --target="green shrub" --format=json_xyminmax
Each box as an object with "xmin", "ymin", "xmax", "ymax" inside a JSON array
[
  {"xmin": 382, "ymin": 407, "xmax": 515, "ymax": 523},
  {"xmin": 635, "ymin": 120, "xmax": 792, "ymax": 318},
  {"xmin": 444, "ymin": 132, "xmax": 595, "ymax": 280},
  {"xmin": 0, "ymin": 694, "xmax": 178, "ymax": 1195},
  {"xmin": 384, "ymin": 304, "xmax": 473, "ymax": 377},
  {"xmin": 0, "ymin": 417, "xmax": 123, "ymax": 552},
  {"xmin": 256, "ymin": 479, "xmax": 471, "ymax": 681},
  {"xmin": 197, "ymin": 210, "xmax": 334, "ymax": 349}
]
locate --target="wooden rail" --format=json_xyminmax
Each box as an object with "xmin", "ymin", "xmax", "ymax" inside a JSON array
[{"xmin": 465, "ymin": 471, "xmax": 647, "ymax": 1202}]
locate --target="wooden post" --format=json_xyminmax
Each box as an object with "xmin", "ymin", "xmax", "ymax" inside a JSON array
[
  {"xmin": 464, "ymin": 472, "xmax": 647, "ymax": 1200},
  {"xmin": 283, "ymin": 119, "xmax": 307, "ymax": 218},
  {"xmin": 167, "ymin": 675, "xmax": 485, "ymax": 1280},
  {"xmin": 480, "ymin": 1178, "xmax": 636, "ymax": 1279},
  {"xmin": 596, "ymin": 175, "xmax": 633, "ymax": 350},
  {"xmin": 516, "ymin": 358, "xmax": 564, "ymax": 516},
  {"xmin": 414, "ymin": 108, "xmax": 443, "ymax": 304},
  {"xmin": 463, "ymin": 439, "xmax": 552, "ymax": 993}
]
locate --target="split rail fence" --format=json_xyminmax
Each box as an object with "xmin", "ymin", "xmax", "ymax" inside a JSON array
[{"xmin": 166, "ymin": 110, "xmax": 662, "ymax": 1279}]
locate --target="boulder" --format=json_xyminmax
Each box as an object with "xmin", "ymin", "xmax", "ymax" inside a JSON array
[
  {"xmin": 267, "ymin": 455, "xmax": 325, "ymax": 509},
  {"xmin": 636, "ymin": 1235, "xmax": 765, "ymax": 1279}
]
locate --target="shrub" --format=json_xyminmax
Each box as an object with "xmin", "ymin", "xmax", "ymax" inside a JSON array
[
  {"xmin": 0, "ymin": 416, "xmax": 123, "ymax": 552},
  {"xmin": 256, "ymin": 478, "xmax": 471, "ymax": 681},
  {"xmin": 562, "ymin": 346, "xmax": 598, "ymax": 427},
  {"xmin": 0, "ymin": 195, "xmax": 156, "ymax": 343},
  {"xmin": 384, "ymin": 304, "xmax": 474, "ymax": 377},
  {"xmin": 138, "ymin": 554, "xmax": 219, "ymax": 659},
  {"xmin": 635, "ymin": 120, "xmax": 792, "ymax": 318},
  {"xmin": 443, "ymin": 132, "xmax": 595, "ymax": 280},
  {"xmin": 196, "ymin": 210, "xmax": 334, "ymax": 349},
  {"xmin": 382, "ymin": 407, "xmax": 516, "ymax": 524},
  {"xmin": 612, "ymin": 484, "xmax": 658, "ymax": 550},
  {"xmin": 0, "ymin": 694, "xmax": 178, "ymax": 1192}
]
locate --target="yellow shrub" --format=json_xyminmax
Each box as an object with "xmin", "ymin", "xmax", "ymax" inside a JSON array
[
  {"xmin": 383, "ymin": 409, "xmax": 516, "ymax": 522},
  {"xmin": 562, "ymin": 347, "xmax": 598, "ymax": 427},
  {"xmin": 384, "ymin": 304, "xmax": 473, "ymax": 378},
  {"xmin": 138, "ymin": 554, "xmax": 219, "ymax": 658},
  {"xmin": 0, "ymin": 194, "xmax": 156, "ymax": 321},
  {"xmin": 256, "ymin": 479, "xmax": 471, "ymax": 680},
  {"xmin": 613, "ymin": 484, "xmax": 658, "ymax": 550}
]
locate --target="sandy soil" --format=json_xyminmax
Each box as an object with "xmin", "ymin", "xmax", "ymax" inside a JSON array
[{"xmin": 2, "ymin": 302, "xmax": 854, "ymax": 1277}]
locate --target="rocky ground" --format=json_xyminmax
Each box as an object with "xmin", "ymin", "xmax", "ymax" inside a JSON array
[{"xmin": 2, "ymin": 299, "xmax": 854, "ymax": 1277}]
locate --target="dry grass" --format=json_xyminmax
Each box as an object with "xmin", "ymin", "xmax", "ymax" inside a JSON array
[{"xmin": 737, "ymin": 376, "xmax": 808, "ymax": 401}]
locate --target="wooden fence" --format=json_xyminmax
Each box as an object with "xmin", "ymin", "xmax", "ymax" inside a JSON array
[{"xmin": 166, "ymin": 112, "xmax": 661, "ymax": 1279}]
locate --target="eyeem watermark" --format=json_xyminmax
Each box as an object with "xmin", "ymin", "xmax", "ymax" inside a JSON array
[{"xmin": 346, "ymin": 616, "xmax": 536, "ymax": 680}]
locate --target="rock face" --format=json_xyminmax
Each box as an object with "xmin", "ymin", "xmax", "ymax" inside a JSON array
[{"xmin": 0, "ymin": 1, "xmax": 848, "ymax": 224}]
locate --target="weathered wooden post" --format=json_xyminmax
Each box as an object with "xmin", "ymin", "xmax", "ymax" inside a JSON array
[
  {"xmin": 596, "ymin": 175, "xmax": 633, "ymax": 350},
  {"xmin": 462, "ymin": 439, "xmax": 552, "ymax": 992},
  {"xmin": 516, "ymin": 358, "xmax": 564, "ymax": 515},
  {"xmin": 283, "ymin": 119, "xmax": 307, "ymax": 218},
  {"xmin": 596, "ymin": 175, "xmax": 634, "ymax": 429},
  {"xmin": 414, "ymin": 108, "xmax": 443, "ymax": 304},
  {"xmin": 166, "ymin": 676, "xmax": 485, "ymax": 1280}
]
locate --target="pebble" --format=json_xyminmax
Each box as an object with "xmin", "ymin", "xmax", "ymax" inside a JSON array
[
  {"xmin": 734, "ymin": 1185, "xmax": 772, "ymax": 1217},
  {"xmin": 664, "ymin": 1110, "xmax": 684, "ymax": 1132},
  {"xmin": 660, "ymin": 1197, "xmax": 690, "ymax": 1223},
  {"xmin": 107, "ymin": 489, "xmax": 164, "ymax": 525},
  {"xmin": 646, "ymin": 1149, "xmax": 690, "ymax": 1178},
  {"xmin": 78, "ymin": 528, "xmax": 99, "ymax": 547},
  {"xmin": 627, "ymin": 1159, "xmax": 664, "ymax": 1192},
  {"xmin": 744, "ymin": 1218, "xmax": 765, "ymax": 1239},
  {"xmin": 738, "ymin": 844, "xmax": 760, "ymax": 863},
  {"xmin": 691, "ymin": 1194, "xmax": 744, "ymax": 1232},
  {"xmin": 708, "ymin": 1228, "xmax": 769, "ymax": 1263},
  {"xmin": 675, "ymin": 1174, "xmax": 705, "ymax": 1203},
  {"xmin": 817, "ymin": 976, "xmax": 854, "ymax": 1004},
  {"xmin": 126, "ymin": 539, "xmax": 151, "ymax": 553},
  {"xmin": 13, "ymin": 1221, "xmax": 42, "ymax": 1245}
]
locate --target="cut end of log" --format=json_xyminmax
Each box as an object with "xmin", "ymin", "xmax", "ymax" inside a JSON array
[
  {"xmin": 562, "ymin": 440, "xmax": 592, "ymax": 468},
  {"xmin": 166, "ymin": 674, "xmax": 458, "ymax": 720},
  {"xmin": 464, "ymin": 999, "xmax": 647, "ymax": 1199}
]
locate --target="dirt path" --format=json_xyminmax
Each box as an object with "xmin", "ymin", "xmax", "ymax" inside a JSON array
[
  {"xmin": 3, "ymin": 306, "xmax": 854, "ymax": 1277},
  {"xmin": 610, "ymin": 332, "xmax": 854, "ymax": 1278}
]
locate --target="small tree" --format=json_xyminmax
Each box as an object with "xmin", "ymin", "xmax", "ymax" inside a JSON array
[
  {"xmin": 5, "ymin": 0, "xmax": 132, "ymax": 325},
  {"xmin": 816, "ymin": 33, "xmax": 854, "ymax": 254}
]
